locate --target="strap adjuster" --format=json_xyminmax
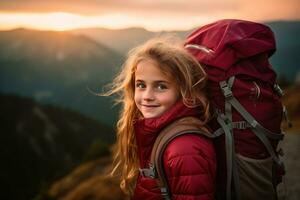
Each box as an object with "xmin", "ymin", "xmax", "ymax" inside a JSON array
[
  {"xmin": 139, "ymin": 165, "xmax": 156, "ymax": 178},
  {"xmin": 160, "ymin": 187, "xmax": 171, "ymax": 199},
  {"xmin": 234, "ymin": 121, "xmax": 248, "ymax": 129},
  {"xmin": 220, "ymin": 81, "xmax": 233, "ymax": 99},
  {"xmin": 218, "ymin": 112, "xmax": 230, "ymax": 124}
]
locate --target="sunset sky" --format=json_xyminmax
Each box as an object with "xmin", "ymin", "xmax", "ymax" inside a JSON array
[{"xmin": 0, "ymin": 0, "xmax": 299, "ymax": 31}]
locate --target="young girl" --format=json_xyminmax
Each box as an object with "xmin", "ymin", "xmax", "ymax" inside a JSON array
[{"xmin": 106, "ymin": 37, "xmax": 216, "ymax": 199}]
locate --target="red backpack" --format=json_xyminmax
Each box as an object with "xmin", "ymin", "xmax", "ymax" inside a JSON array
[{"xmin": 184, "ymin": 19, "xmax": 286, "ymax": 199}]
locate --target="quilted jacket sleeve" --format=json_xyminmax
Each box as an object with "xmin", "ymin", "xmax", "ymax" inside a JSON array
[{"xmin": 163, "ymin": 134, "xmax": 216, "ymax": 200}]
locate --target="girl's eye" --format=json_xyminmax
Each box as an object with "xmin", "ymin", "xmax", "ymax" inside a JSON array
[
  {"xmin": 136, "ymin": 82, "xmax": 145, "ymax": 89},
  {"xmin": 157, "ymin": 84, "xmax": 167, "ymax": 90}
]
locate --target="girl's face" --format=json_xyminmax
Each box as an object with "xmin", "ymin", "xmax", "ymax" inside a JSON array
[{"xmin": 134, "ymin": 59, "xmax": 180, "ymax": 118}]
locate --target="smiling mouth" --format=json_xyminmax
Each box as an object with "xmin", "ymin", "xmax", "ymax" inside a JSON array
[{"xmin": 141, "ymin": 104, "xmax": 160, "ymax": 108}]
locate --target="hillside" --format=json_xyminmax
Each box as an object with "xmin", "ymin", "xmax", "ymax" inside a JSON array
[
  {"xmin": 0, "ymin": 28, "xmax": 123, "ymax": 125},
  {"xmin": 0, "ymin": 94, "xmax": 114, "ymax": 200},
  {"xmin": 44, "ymin": 157, "xmax": 125, "ymax": 200},
  {"xmin": 281, "ymin": 85, "xmax": 300, "ymax": 132}
]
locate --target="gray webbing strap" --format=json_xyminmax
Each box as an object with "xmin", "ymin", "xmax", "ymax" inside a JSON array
[
  {"xmin": 225, "ymin": 76, "xmax": 235, "ymax": 121},
  {"xmin": 251, "ymin": 128, "xmax": 282, "ymax": 165},
  {"xmin": 228, "ymin": 97, "xmax": 282, "ymax": 165},
  {"xmin": 231, "ymin": 138, "xmax": 241, "ymax": 200},
  {"xmin": 217, "ymin": 114, "xmax": 233, "ymax": 200},
  {"xmin": 220, "ymin": 77, "xmax": 242, "ymax": 200},
  {"xmin": 213, "ymin": 121, "xmax": 252, "ymax": 136},
  {"xmin": 139, "ymin": 166, "xmax": 156, "ymax": 178},
  {"xmin": 220, "ymin": 77, "xmax": 283, "ymax": 166},
  {"xmin": 220, "ymin": 79, "xmax": 283, "ymax": 140}
]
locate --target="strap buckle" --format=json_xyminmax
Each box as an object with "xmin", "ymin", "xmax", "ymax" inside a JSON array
[
  {"xmin": 160, "ymin": 187, "xmax": 171, "ymax": 200},
  {"xmin": 220, "ymin": 81, "xmax": 233, "ymax": 99},
  {"xmin": 218, "ymin": 112, "xmax": 231, "ymax": 124},
  {"xmin": 139, "ymin": 165, "xmax": 156, "ymax": 178},
  {"xmin": 234, "ymin": 121, "xmax": 248, "ymax": 129}
]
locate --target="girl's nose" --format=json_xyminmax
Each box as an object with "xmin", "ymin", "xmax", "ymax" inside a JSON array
[{"xmin": 143, "ymin": 88, "xmax": 155, "ymax": 101}]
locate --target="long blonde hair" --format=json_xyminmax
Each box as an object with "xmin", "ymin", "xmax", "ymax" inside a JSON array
[{"xmin": 104, "ymin": 36, "xmax": 210, "ymax": 196}]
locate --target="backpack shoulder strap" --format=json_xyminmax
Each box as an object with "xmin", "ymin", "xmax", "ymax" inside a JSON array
[{"xmin": 149, "ymin": 116, "xmax": 214, "ymax": 199}]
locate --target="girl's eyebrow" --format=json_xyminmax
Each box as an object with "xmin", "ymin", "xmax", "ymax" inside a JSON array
[
  {"xmin": 135, "ymin": 79, "xmax": 170, "ymax": 84},
  {"xmin": 155, "ymin": 80, "xmax": 170, "ymax": 84}
]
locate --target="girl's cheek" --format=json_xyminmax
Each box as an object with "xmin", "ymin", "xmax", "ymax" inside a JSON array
[{"xmin": 134, "ymin": 91, "xmax": 140, "ymax": 103}]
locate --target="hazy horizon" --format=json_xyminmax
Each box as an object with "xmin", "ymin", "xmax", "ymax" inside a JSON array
[{"xmin": 1, "ymin": 19, "xmax": 300, "ymax": 33}]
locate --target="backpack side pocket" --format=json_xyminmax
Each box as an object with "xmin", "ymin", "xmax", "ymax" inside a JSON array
[{"xmin": 236, "ymin": 154, "xmax": 277, "ymax": 200}]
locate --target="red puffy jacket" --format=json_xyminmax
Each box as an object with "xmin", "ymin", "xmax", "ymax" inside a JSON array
[{"xmin": 133, "ymin": 101, "xmax": 216, "ymax": 200}]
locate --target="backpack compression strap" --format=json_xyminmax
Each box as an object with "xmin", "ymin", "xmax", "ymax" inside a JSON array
[
  {"xmin": 139, "ymin": 116, "xmax": 216, "ymax": 200},
  {"xmin": 217, "ymin": 76, "xmax": 285, "ymax": 200},
  {"xmin": 219, "ymin": 76, "xmax": 284, "ymax": 163}
]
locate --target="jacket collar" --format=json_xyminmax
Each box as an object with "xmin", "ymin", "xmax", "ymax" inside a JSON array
[
  {"xmin": 134, "ymin": 100, "xmax": 200, "ymax": 167},
  {"xmin": 134, "ymin": 100, "xmax": 199, "ymax": 134}
]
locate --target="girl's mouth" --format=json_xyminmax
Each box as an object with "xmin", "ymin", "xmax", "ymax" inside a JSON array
[{"xmin": 142, "ymin": 104, "xmax": 159, "ymax": 107}]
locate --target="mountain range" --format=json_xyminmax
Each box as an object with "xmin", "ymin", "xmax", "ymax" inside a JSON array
[{"xmin": 0, "ymin": 21, "xmax": 299, "ymax": 128}]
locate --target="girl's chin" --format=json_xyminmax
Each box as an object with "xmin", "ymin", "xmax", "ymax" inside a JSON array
[{"xmin": 142, "ymin": 111, "xmax": 164, "ymax": 119}]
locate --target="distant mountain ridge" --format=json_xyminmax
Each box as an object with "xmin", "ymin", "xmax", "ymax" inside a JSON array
[
  {"xmin": 71, "ymin": 20, "xmax": 300, "ymax": 82},
  {"xmin": 71, "ymin": 27, "xmax": 190, "ymax": 54},
  {"xmin": 72, "ymin": 27, "xmax": 155, "ymax": 54}
]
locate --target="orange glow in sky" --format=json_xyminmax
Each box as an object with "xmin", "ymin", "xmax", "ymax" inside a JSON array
[
  {"xmin": 0, "ymin": 12, "xmax": 131, "ymax": 31},
  {"xmin": 0, "ymin": 12, "xmax": 222, "ymax": 31},
  {"xmin": 0, "ymin": 0, "xmax": 299, "ymax": 31}
]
